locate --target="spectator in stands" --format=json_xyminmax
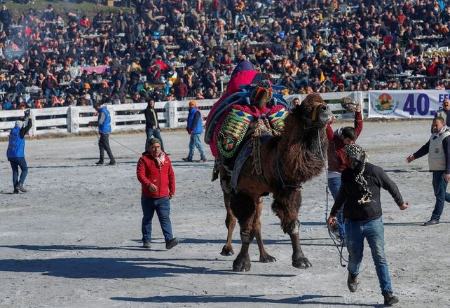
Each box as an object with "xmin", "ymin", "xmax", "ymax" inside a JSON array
[{"xmin": 0, "ymin": 0, "xmax": 448, "ymax": 110}]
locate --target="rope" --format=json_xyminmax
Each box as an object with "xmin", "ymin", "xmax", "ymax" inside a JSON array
[
  {"xmin": 89, "ymin": 126, "xmax": 140, "ymax": 155},
  {"xmin": 320, "ymin": 130, "xmax": 348, "ymax": 267}
]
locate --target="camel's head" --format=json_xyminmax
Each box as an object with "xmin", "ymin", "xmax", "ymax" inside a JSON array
[{"xmin": 292, "ymin": 93, "xmax": 332, "ymax": 129}]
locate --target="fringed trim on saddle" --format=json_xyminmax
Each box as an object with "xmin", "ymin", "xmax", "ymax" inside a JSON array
[{"xmin": 251, "ymin": 118, "xmax": 272, "ymax": 176}]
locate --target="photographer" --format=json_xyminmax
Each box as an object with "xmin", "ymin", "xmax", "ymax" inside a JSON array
[{"xmin": 6, "ymin": 109, "xmax": 32, "ymax": 194}]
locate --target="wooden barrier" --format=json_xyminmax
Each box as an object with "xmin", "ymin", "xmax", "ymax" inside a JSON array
[{"xmin": 0, "ymin": 93, "xmax": 366, "ymax": 137}]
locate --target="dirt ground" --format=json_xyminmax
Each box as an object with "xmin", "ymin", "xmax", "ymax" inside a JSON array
[{"xmin": 0, "ymin": 120, "xmax": 449, "ymax": 307}]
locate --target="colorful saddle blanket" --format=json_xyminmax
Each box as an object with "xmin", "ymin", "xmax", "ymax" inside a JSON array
[{"xmin": 217, "ymin": 104, "xmax": 288, "ymax": 160}]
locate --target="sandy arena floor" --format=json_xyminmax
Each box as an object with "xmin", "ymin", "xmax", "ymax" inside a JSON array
[{"xmin": 0, "ymin": 120, "xmax": 449, "ymax": 307}]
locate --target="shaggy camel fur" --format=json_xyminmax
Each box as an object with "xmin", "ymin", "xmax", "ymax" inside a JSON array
[{"xmin": 219, "ymin": 93, "xmax": 332, "ymax": 271}]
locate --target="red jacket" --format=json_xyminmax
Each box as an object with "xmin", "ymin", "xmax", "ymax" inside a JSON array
[
  {"xmin": 137, "ymin": 153, "xmax": 175, "ymax": 198},
  {"xmin": 326, "ymin": 111, "xmax": 363, "ymax": 173}
]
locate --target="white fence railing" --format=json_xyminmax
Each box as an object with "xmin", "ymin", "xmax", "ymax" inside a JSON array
[{"xmin": 0, "ymin": 92, "xmax": 367, "ymax": 137}]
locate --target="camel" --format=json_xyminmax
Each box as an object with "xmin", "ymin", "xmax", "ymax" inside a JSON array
[{"xmin": 218, "ymin": 93, "xmax": 332, "ymax": 271}]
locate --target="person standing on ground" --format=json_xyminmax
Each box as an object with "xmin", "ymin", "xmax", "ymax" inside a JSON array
[
  {"xmin": 183, "ymin": 100, "xmax": 207, "ymax": 162},
  {"xmin": 94, "ymin": 101, "xmax": 116, "ymax": 166},
  {"xmin": 406, "ymin": 116, "xmax": 450, "ymax": 225},
  {"xmin": 7, "ymin": 109, "xmax": 32, "ymax": 194},
  {"xmin": 326, "ymin": 102, "xmax": 363, "ymax": 241},
  {"xmin": 435, "ymin": 98, "xmax": 450, "ymax": 126},
  {"xmin": 144, "ymin": 99, "xmax": 166, "ymax": 153},
  {"xmin": 137, "ymin": 138, "xmax": 178, "ymax": 250},
  {"xmin": 327, "ymin": 144, "xmax": 409, "ymax": 306}
]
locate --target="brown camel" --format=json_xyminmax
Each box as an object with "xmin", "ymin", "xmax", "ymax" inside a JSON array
[{"xmin": 219, "ymin": 93, "xmax": 332, "ymax": 271}]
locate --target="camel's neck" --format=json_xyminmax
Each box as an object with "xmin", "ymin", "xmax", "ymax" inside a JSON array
[{"xmin": 277, "ymin": 128, "xmax": 327, "ymax": 183}]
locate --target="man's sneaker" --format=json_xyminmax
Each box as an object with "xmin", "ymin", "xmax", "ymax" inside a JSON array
[
  {"xmin": 383, "ymin": 293, "xmax": 399, "ymax": 306},
  {"xmin": 200, "ymin": 158, "xmax": 207, "ymax": 162},
  {"xmin": 166, "ymin": 238, "xmax": 178, "ymax": 250},
  {"xmin": 423, "ymin": 219, "xmax": 439, "ymax": 226},
  {"xmin": 182, "ymin": 158, "xmax": 193, "ymax": 162},
  {"xmin": 142, "ymin": 241, "xmax": 151, "ymax": 249},
  {"xmin": 13, "ymin": 188, "xmax": 19, "ymax": 194},
  {"xmin": 109, "ymin": 160, "xmax": 116, "ymax": 166},
  {"xmin": 95, "ymin": 160, "xmax": 104, "ymax": 165},
  {"xmin": 347, "ymin": 273, "xmax": 359, "ymax": 292},
  {"xmin": 16, "ymin": 185, "xmax": 27, "ymax": 193}
]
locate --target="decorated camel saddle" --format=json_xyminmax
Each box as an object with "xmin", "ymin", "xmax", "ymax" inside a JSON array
[{"xmin": 205, "ymin": 61, "xmax": 290, "ymax": 187}]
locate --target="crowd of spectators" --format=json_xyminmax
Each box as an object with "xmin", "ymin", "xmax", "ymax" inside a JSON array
[{"xmin": 0, "ymin": 0, "xmax": 448, "ymax": 110}]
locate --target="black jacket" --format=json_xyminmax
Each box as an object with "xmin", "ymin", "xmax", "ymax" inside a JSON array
[
  {"xmin": 330, "ymin": 163, "xmax": 404, "ymax": 221},
  {"xmin": 144, "ymin": 106, "xmax": 159, "ymax": 130}
]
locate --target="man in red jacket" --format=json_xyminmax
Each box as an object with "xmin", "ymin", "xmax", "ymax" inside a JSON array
[{"xmin": 136, "ymin": 138, "xmax": 177, "ymax": 249}]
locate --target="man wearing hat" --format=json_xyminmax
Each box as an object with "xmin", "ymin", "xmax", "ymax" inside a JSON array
[
  {"xmin": 7, "ymin": 109, "xmax": 32, "ymax": 193},
  {"xmin": 137, "ymin": 137, "xmax": 178, "ymax": 250},
  {"xmin": 183, "ymin": 100, "xmax": 207, "ymax": 162},
  {"xmin": 327, "ymin": 144, "xmax": 409, "ymax": 306}
]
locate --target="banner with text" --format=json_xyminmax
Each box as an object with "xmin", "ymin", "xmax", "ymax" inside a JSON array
[{"xmin": 368, "ymin": 90, "xmax": 450, "ymax": 118}]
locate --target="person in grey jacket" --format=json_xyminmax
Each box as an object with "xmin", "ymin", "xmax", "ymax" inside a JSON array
[{"xmin": 407, "ymin": 116, "xmax": 450, "ymax": 225}]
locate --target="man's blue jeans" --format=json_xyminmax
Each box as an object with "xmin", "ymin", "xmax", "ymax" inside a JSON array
[
  {"xmin": 188, "ymin": 133, "xmax": 206, "ymax": 160},
  {"xmin": 345, "ymin": 217, "xmax": 393, "ymax": 295},
  {"xmin": 141, "ymin": 196, "xmax": 174, "ymax": 243},
  {"xmin": 431, "ymin": 171, "xmax": 450, "ymax": 220},
  {"xmin": 328, "ymin": 176, "xmax": 345, "ymax": 240},
  {"xmin": 8, "ymin": 157, "xmax": 28, "ymax": 188},
  {"xmin": 146, "ymin": 127, "xmax": 165, "ymax": 152}
]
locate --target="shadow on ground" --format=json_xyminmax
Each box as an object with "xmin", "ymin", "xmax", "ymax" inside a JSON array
[{"xmin": 111, "ymin": 294, "xmax": 382, "ymax": 306}]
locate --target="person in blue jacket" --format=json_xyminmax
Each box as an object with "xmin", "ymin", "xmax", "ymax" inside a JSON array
[
  {"xmin": 94, "ymin": 102, "xmax": 116, "ymax": 165},
  {"xmin": 7, "ymin": 109, "xmax": 32, "ymax": 194},
  {"xmin": 183, "ymin": 100, "xmax": 207, "ymax": 162}
]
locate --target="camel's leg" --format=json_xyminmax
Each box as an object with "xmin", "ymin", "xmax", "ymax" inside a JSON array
[
  {"xmin": 254, "ymin": 198, "xmax": 276, "ymax": 263},
  {"xmin": 221, "ymin": 192, "xmax": 236, "ymax": 256},
  {"xmin": 272, "ymin": 191, "xmax": 312, "ymax": 269},
  {"xmin": 230, "ymin": 192, "xmax": 256, "ymax": 272}
]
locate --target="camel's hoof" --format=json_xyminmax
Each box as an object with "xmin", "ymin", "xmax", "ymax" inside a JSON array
[
  {"xmin": 233, "ymin": 256, "xmax": 251, "ymax": 272},
  {"xmin": 259, "ymin": 253, "xmax": 277, "ymax": 263},
  {"xmin": 220, "ymin": 245, "xmax": 234, "ymax": 256},
  {"xmin": 293, "ymin": 257, "xmax": 312, "ymax": 269}
]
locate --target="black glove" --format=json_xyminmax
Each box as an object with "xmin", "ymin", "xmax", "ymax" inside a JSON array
[{"xmin": 24, "ymin": 109, "xmax": 31, "ymax": 117}]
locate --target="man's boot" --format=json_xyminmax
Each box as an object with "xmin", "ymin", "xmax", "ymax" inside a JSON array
[
  {"xmin": 347, "ymin": 272, "xmax": 359, "ymax": 292},
  {"xmin": 383, "ymin": 292, "xmax": 399, "ymax": 306},
  {"xmin": 16, "ymin": 185, "xmax": 27, "ymax": 193}
]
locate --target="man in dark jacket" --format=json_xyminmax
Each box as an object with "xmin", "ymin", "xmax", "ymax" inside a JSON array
[
  {"xmin": 407, "ymin": 116, "xmax": 450, "ymax": 225},
  {"xmin": 183, "ymin": 100, "xmax": 207, "ymax": 162},
  {"xmin": 7, "ymin": 109, "xmax": 32, "ymax": 193},
  {"xmin": 144, "ymin": 99, "xmax": 165, "ymax": 152},
  {"xmin": 327, "ymin": 144, "xmax": 408, "ymax": 306},
  {"xmin": 94, "ymin": 102, "xmax": 115, "ymax": 166},
  {"xmin": 136, "ymin": 138, "xmax": 177, "ymax": 250},
  {"xmin": 326, "ymin": 102, "xmax": 363, "ymax": 241}
]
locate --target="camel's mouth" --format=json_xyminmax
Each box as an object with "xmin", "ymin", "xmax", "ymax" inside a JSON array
[{"xmin": 318, "ymin": 105, "xmax": 333, "ymax": 126}]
